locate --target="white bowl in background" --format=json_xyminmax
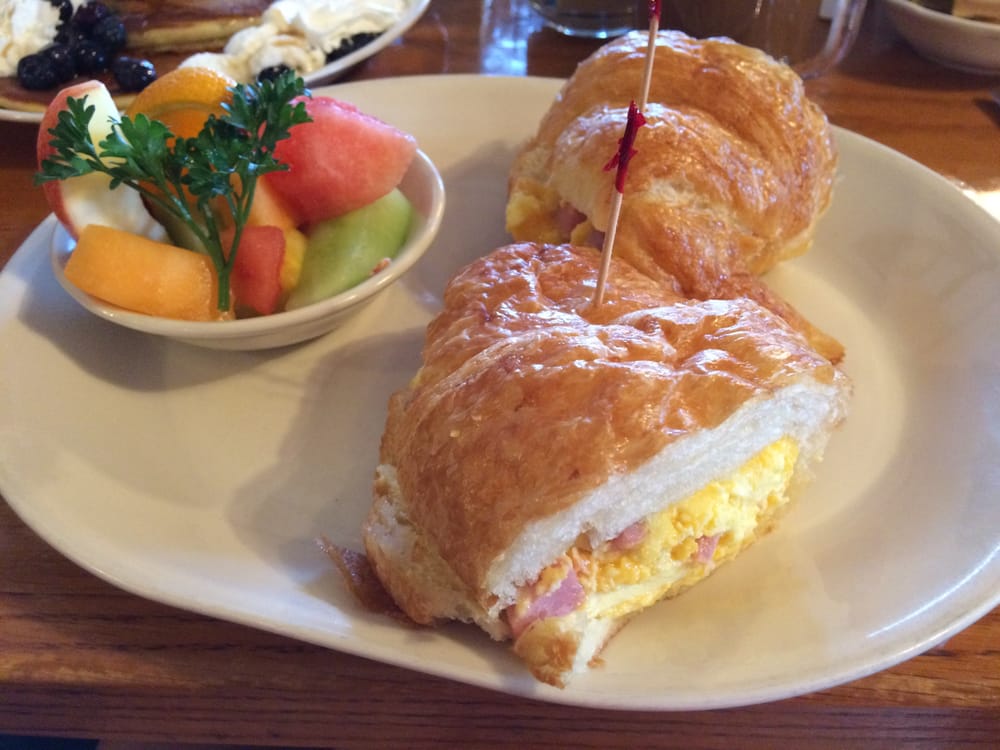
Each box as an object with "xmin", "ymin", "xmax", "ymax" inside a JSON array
[
  {"xmin": 50, "ymin": 149, "xmax": 446, "ymax": 351},
  {"xmin": 884, "ymin": 0, "xmax": 1000, "ymax": 74}
]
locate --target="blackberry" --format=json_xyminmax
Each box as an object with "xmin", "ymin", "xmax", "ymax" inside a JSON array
[
  {"xmin": 256, "ymin": 64, "xmax": 292, "ymax": 83},
  {"xmin": 325, "ymin": 32, "xmax": 380, "ymax": 63},
  {"xmin": 48, "ymin": 0, "xmax": 74, "ymax": 24},
  {"xmin": 54, "ymin": 24, "xmax": 85, "ymax": 50},
  {"xmin": 72, "ymin": 2, "xmax": 112, "ymax": 32},
  {"xmin": 42, "ymin": 43, "xmax": 76, "ymax": 84},
  {"xmin": 73, "ymin": 39, "xmax": 109, "ymax": 74},
  {"xmin": 112, "ymin": 56, "xmax": 157, "ymax": 92},
  {"xmin": 91, "ymin": 15, "xmax": 127, "ymax": 54},
  {"xmin": 17, "ymin": 53, "xmax": 58, "ymax": 91}
]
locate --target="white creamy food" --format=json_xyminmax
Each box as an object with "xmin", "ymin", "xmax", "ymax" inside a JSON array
[
  {"xmin": 0, "ymin": 0, "xmax": 85, "ymax": 77},
  {"xmin": 181, "ymin": 0, "xmax": 407, "ymax": 83}
]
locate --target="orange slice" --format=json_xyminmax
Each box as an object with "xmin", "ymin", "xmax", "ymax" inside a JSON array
[{"xmin": 126, "ymin": 66, "xmax": 237, "ymax": 139}]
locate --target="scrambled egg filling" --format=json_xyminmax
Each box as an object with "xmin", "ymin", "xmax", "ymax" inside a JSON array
[
  {"xmin": 568, "ymin": 218, "xmax": 596, "ymax": 246},
  {"xmin": 505, "ymin": 183, "xmax": 564, "ymax": 243},
  {"xmin": 572, "ymin": 437, "xmax": 799, "ymax": 620}
]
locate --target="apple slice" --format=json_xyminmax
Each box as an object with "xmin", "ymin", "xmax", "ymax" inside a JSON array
[{"xmin": 37, "ymin": 80, "xmax": 165, "ymax": 242}]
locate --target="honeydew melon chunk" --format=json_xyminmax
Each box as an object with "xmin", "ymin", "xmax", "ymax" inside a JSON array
[{"xmin": 286, "ymin": 189, "xmax": 413, "ymax": 310}]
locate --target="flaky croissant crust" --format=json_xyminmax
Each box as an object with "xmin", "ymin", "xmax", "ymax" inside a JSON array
[
  {"xmin": 376, "ymin": 243, "xmax": 845, "ymax": 600},
  {"xmin": 507, "ymin": 31, "xmax": 843, "ymax": 362}
]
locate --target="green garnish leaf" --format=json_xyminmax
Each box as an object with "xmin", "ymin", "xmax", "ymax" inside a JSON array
[{"xmin": 35, "ymin": 70, "xmax": 312, "ymax": 312}]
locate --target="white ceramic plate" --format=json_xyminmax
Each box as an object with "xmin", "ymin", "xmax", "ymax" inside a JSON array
[
  {"xmin": 302, "ymin": 0, "xmax": 430, "ymax": 87},
  {"xmin": 1, "ymin": 76, "xmax": 999, "ymax": 710},
  {"xmin": 0, "ymin": 0, "xmax": 429, "ymax": 124},
  {"xmin": 0, "ymin": 106, "xmax": 47, "ymax": 123}
]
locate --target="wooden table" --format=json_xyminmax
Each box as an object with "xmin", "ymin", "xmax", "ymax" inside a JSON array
[{"xmin": 1, "ymin": 1, "xmax": 998, "ymax": 747}]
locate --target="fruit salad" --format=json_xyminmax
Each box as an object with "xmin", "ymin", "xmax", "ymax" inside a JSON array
[{"xmin": 35, "ymin": 66, "xmax": 419, "ymax": 321}]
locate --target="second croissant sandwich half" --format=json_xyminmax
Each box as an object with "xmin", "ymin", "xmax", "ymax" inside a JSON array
[
  {"xmin": 363, "ymin": 242, "xmax": 850, "ymax": 687},
  {"xmin": 507, "ymin": 30, "xmax": 844, "ymax": 363}
]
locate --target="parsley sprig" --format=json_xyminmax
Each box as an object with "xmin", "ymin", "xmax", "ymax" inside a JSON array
[{"xmin": 35, "ymin": 71, "xmax": 312, "ymax": 312}]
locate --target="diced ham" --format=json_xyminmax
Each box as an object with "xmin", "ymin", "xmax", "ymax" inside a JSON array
[
  {"xmin": 506, "ymin": 564, "xmax": 585, "ymax": 639},
  {"xmin": 555, "ymin": 204, "xmax": 586, "ymax": 235},
  {"xmin": 554, "ymin": 203, "xmax": 606, "ymax": 248},
  {"xmin": 584, "ymin": 227, "xmax": 606, "ymax": 248},
  {"xmin": 694, "ymin": 533, "xmax": 721, "ymax": 564},
  {"xmin": 610, "ymin": 520, "xmax": 648, "ymax": 551}
]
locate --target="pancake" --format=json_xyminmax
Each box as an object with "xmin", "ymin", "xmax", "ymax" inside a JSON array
[{"xmin": 116, "ymin": 0, "xmax": 272, "ymax": 52}]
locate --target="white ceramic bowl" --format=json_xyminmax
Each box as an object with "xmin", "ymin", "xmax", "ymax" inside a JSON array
[
  {"xmin": 50, "ymin": 149, "xmax": 445, "ymax": 350},
  {"xmin": 884, "ymin": 0, "xmax": 1000, "ymax": 74}
]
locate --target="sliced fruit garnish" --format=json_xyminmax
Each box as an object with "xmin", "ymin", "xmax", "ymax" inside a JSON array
[
  {"xmin": 36, "ymin": 79, "xmax": 165, "ymax": 241},
  {"xmin": 125, "ymin": 66, "xmax": 237, "ymax": 138}
]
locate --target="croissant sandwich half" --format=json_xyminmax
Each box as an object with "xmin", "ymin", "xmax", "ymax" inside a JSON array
[
  {"xmin": 507, "ymin": 30, "xmax": 844, "ymax": 363},
  {"xmin": 363, "ymin": 243, "xmax": 850, "ymax": 687}
]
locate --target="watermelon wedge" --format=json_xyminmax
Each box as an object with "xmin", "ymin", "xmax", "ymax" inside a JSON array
[{"xmin": 265, "ymin": 96, "xmax": 418, "ymax": 226}]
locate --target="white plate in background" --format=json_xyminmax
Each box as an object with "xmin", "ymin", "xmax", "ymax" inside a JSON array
[
  {"xmin": 0, "ymin": 0, "xmax": 429, "ymax": 123},
  {"xmin": 302, "ymin": 0, "xmax": 430, "ymax": 87}
]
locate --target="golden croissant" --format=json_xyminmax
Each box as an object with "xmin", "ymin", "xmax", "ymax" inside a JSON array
[{"xmin": 506, "ymin": 30, "xmax": 843, "ymax": 363}]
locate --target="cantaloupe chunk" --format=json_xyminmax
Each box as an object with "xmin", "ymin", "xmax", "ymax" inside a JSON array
[
  {"xmin": 64, "ymin": 223, "xmax": 221, "ymax": 321},
  {"xmin": 207, "ymin": 176, "xmax": 298, "ymax": 236},
  {"xmin": 248, "ymin": 178, "xmax": 299, "ymax": 230}
]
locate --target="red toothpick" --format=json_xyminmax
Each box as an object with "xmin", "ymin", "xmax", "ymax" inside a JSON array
[{"xmin": 591, "ymin": 1, "xmax": 660, "ymax": 307}]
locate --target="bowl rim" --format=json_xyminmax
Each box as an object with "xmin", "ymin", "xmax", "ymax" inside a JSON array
[
  {"xmin": 50, "ymin": 148, "xmax": 446, "ymax": 343},
  {"xmin": 884, "ymin": 0, "xmax": 1000, "ymax": 33}
]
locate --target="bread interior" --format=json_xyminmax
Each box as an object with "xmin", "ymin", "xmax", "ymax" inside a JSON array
[{"xmin": 484, "ymin": 379, "xmax": 840, "ymax": 614}]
